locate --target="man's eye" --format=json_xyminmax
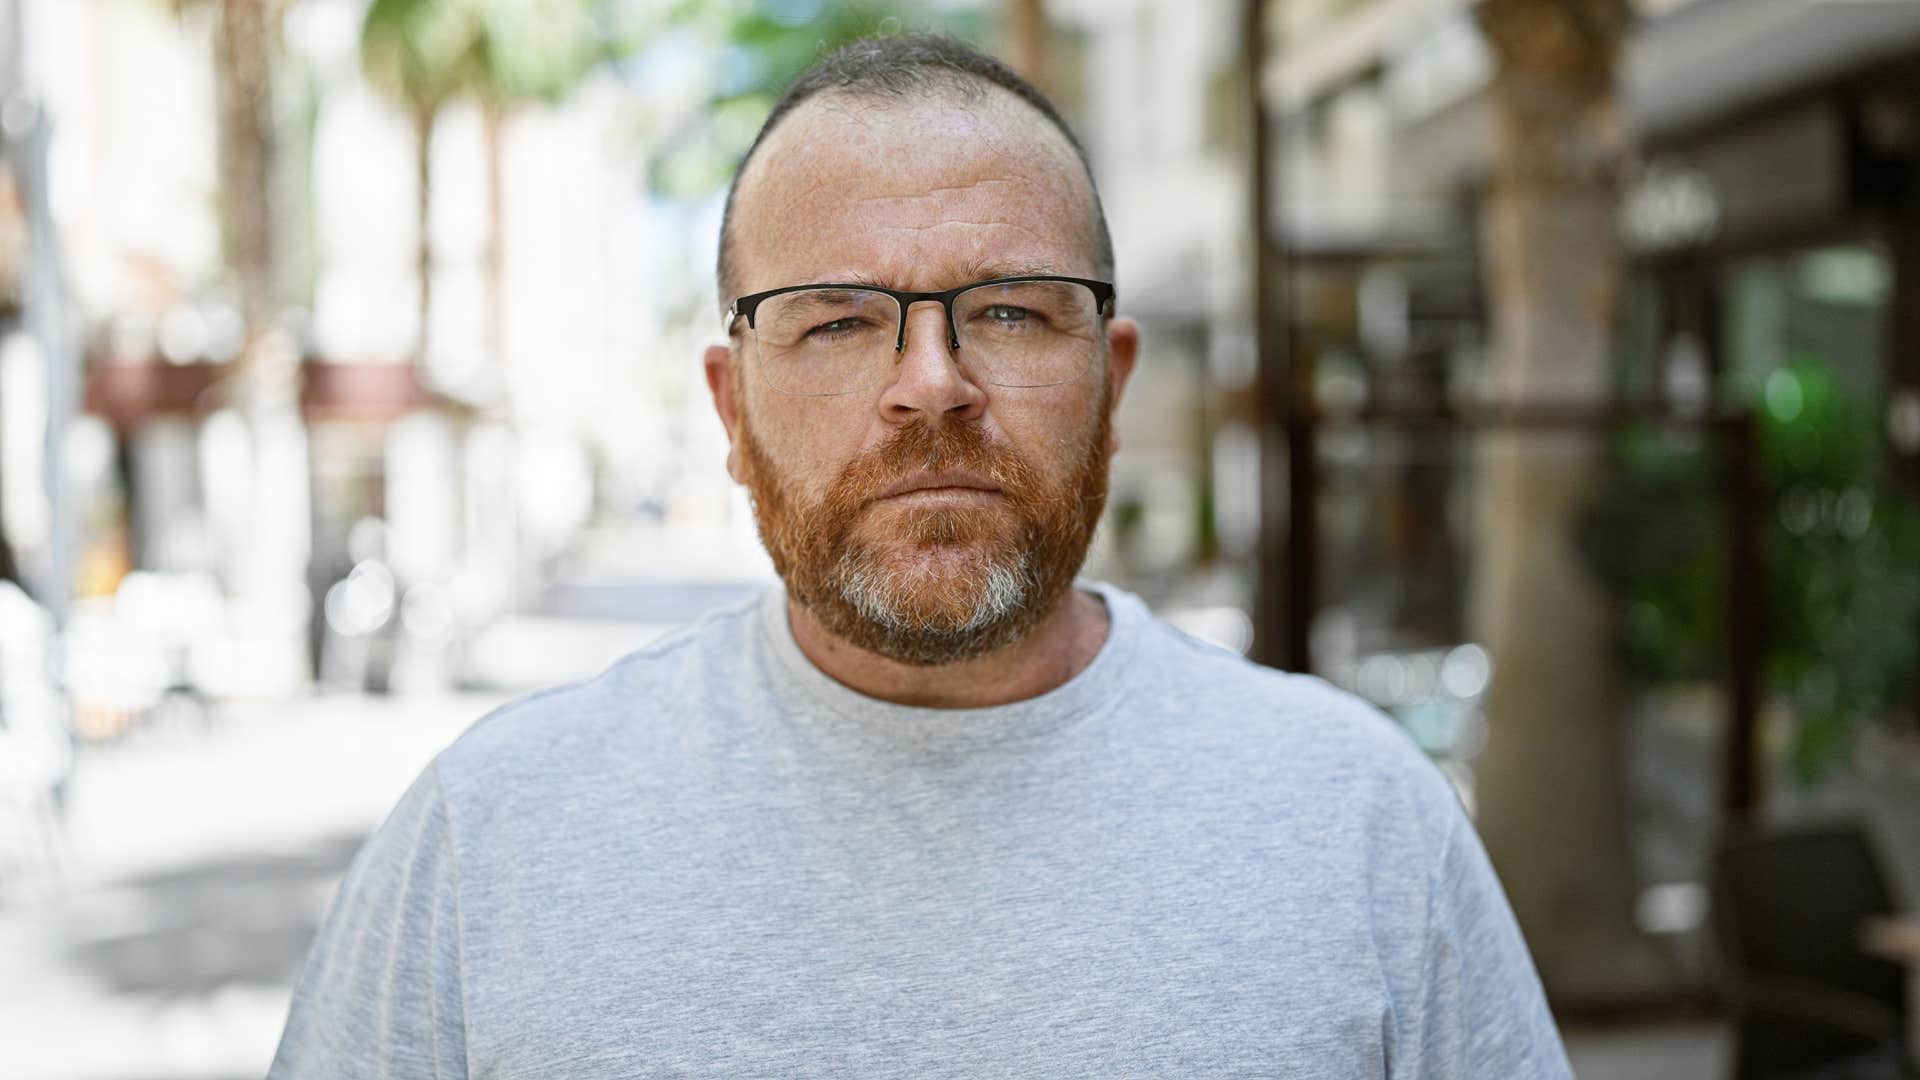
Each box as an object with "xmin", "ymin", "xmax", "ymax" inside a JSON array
[
  {"xmin": 808, "ymin": 317, "xmax": 869, "ymax": 338},
  {"xmin": 984, "ymin": 305, "xmax": 1030, "ymax": 324}
]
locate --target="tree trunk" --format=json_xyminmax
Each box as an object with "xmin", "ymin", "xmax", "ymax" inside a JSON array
[
  {"xmin": 214, "ymin": 0, "xmax": 275, "ymax": 341},
  {"xmin": 1002, "ymin": 0, "xmax": 1049, "ymax": 98},
  {"xmin": 211, "ymin": 0, "xmax": 311, "ymax": 688},
  {"xmin": 413, "ymin": 103, "xmax": 436, "ymax": 367},
  {"xmin": 213, "ymin": 0, "xmax": 297, "ymax": 410},
  {"xmin": 0, "ymin": 0, "xmax": 24, "ymax": 593},
  {"xmin": 482, "ymin": 102, "xmax": 505, "ymax": 381},
  {"xmin": 1470, "ymin": 0, "xmax": 1668, "ymax": 1004}
]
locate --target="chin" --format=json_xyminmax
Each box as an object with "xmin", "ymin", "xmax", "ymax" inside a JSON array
[
  {"xmin": 872, "ymin": 537, "xmax": 1000, "ymax": 575},
  {"xmin": 820, "ymin": 547, "xmax": 1046, "ymax": 666},
  {"xmin": 861, "ymin": 503, "xmax": 1013, "ymax": 548}
]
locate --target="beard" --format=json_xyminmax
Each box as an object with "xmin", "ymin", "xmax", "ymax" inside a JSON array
[{"xmin": 736, "ymin": 390, "xmax": 1111, "ymax": 667}]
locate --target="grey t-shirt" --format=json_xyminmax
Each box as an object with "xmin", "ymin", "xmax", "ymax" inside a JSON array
[{"xmin": 271, "ymin": 583, "xmax": 1571, "ymax": 1079}]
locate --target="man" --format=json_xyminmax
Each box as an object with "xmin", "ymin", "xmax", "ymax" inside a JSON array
[{"xmin": 271, "ymin": 35, "xmax": 1572, "ymax": 1078}]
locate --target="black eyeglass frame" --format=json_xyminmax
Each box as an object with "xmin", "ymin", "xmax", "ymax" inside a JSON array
[{"xmin": 725, "ymin": 274, "xmax": 1117, "ymax": 354}]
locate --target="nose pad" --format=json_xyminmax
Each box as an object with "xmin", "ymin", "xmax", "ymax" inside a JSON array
[
  {"xmin": 878, "ymin": 299, "xmax": 985, "ymax": 418},
  {"xmin": 896, "ymin": 299, "xmax": 959, "ymax": 355}
]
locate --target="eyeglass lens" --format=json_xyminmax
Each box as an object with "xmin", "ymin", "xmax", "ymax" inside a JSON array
[{"xmin": 747, "ymin": 281, "xmax": 1103, "ymax": 396}]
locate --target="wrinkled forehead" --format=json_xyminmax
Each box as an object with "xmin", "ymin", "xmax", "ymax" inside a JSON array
[{"xmin": 728, "ymin": 89, "xmax": 1100, "ymax": 294}]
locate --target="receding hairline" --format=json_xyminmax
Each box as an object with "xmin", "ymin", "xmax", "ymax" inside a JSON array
[
  {"xmin": 728, "ymin": 86, "xmax": 1096, "ymax": 279},
  {"xmin": 716, "ymin": 43, "xmax": 1114, "ymax": 305}
]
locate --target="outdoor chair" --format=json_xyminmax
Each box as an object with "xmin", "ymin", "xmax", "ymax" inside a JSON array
[{"xmin": 1711, "ymin": 820, "xmax": 1913, "ymax": 1080}]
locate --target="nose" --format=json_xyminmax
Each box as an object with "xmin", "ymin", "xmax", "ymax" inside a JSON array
[{"xmin": 876, "ymin": 299, "xmax": 986, "ymax": 424}]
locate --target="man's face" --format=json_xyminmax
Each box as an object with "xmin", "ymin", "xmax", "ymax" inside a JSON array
[{"xmin": 705, "ymin": 89, "xmax": 1138, "ymax": 665}]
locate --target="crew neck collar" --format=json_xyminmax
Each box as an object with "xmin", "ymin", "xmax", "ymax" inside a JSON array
[{"xmin": 757, "ymin": 580, "xmax": 1142, "ymax": 750}]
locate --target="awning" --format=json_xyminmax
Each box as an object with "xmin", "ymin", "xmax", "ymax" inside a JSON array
[{"xmin": 1629, "ymin": 0, "xmax": 1920, "ymax": 140}]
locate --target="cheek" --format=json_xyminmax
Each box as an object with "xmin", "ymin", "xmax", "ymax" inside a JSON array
[
  {"xmin": 743, "ymin": 395, "xmax": 872, "ymax": 500},
  {"xmin": 995, "ymin": 391, "xmax": 1105, "ymax": 478}
]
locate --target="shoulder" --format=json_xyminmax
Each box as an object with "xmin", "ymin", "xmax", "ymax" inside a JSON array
[
  {"xmin": 1096, "ymin": 583, "xmax": 1461, "ymax": 825},
  {"xmin": 429, "ymin": 589, "xmax": 768, "ymax": 797},
  {"xmin": 1109, "ymin": 585, "xmax": 1434, "ymax": 764}
]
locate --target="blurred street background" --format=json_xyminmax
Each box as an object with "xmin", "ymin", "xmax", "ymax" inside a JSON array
[{"xmin": 0, "ymin": 0, "xmax": 1917, "ymax": 1077}]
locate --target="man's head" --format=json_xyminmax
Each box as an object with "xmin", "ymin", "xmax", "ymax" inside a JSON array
[
  {"xmin": 703, "ymin": 34, "xmax": 1138, "ymax": 667},
  {"xmin": 714, "ymin": 35, "xmax": 1114, "ymax": 304}
]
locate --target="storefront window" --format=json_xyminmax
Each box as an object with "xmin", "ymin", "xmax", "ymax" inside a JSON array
[{"xmin": 1723, "ymin": 244, "xmax": 1889, "ymax": 402}]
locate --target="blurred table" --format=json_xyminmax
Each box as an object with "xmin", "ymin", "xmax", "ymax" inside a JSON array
[
  {"xmin": 1860, "ymin": 916, "xmax": 1920, "ymax": 1069},
  {"xmin": 1862, "ymin": 916, "xmax": 1920, "ymax": 965}
]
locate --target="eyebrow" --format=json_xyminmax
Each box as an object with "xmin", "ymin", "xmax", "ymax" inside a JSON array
[
  {"xmin": 779, "ymin": 288, "xmax": 876, "ymax": 309},
  {"xmin": 836, "ymin": 260, "xmax": 1072, "ymax": 291},
  {"xmin": 958, "ymin": 258, "xmax": 1070, "ymax": 281}
]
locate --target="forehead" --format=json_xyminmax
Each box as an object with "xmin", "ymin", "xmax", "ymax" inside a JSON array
[{"xmin": 729, "ymin": 89, "xmax": 1098, "ymax": 294}]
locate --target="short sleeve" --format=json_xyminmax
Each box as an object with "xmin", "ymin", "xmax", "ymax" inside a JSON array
[
  {"xmin": 269, "ymin": 763, "xmax": 469, "ymax": 1079},
  {"xmin": 1400, "ymin": 807, "xmax": 1574, "ymax": 1080}
]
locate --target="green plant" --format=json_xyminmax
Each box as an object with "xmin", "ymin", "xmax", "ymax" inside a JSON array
[
  {"xmin": 1580, "ymin": 425, "xmax": 1724, "ymax": 684},
  {"xmin": 1581, "ymin": 359, "xmax": 1920, "ymax": 784},
  {"xmin": 1751, "ymin": 360, "xmax": 1920, "ymax": 780}
]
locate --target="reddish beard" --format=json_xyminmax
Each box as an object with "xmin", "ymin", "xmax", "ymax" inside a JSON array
[{"xmin": 736, "ymin": 396, "xmax": 1111, "ymax": 667}]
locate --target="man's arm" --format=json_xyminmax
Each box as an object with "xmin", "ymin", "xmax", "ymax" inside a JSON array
[
  {"xmin": 1401, "ymin": 803, "xmax": 1575, "ymax": 1080},
  {"xmin": 269, "ymin": 763, "xmax": 469, "ymax": 1080}
]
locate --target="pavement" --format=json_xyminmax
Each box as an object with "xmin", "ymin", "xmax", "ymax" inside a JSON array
[
  {"xmin": 0, "ymin": 686, "xmax": 1732, "ymax": 1080},
  {"xmin": 0, "ymin": 691, "xmax": 501, "ymax": 1080},
  {"xmin": 1565, "ymin": 1018, "xmax": 1729, "ymax": 1078}
]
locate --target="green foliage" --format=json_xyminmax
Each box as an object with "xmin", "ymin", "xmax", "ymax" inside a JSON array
[
  {"xmin": 1580, "ymin": 426, "xmax": 1725, "ymax": 683},
  {"xmin": 360, "ymin": 0, "xmax": 480, "ymax": 112},
  {"xmin": 472, "ymin": 0, "xmax": 606, "ymax": 104},
  {"xmin": 1747, "ymin": 360, "xmax": 1920, "ymax": 782},
  {"xmin": 360, "ymin": 0, "xmax": 608, "ymax": 115},
  {"xmin": 356, "ymin": 0, "xmax": 991, "ymax": 197},
  {"xmin": 1581, "ymin": 361, "xmax": 1920, "ymax": 784},
  {"xmin": 644, "ymin": 0, "xmax": 988, "ymax": 200}
]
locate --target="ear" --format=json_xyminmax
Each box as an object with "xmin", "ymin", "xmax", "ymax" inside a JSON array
[
  {"xmin": 1102, "ymin": 316, "xmax": 1140, "ymax": 453},
  {"xmin": 704, "ymin": 343, "xmax": 745, "ymax": 484}
]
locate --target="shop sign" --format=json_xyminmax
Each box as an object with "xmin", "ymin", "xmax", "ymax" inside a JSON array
[
  {"xmin": 1623, "ymin": 163, "xmax": 1720, "ymax": 252},
  {"xmin": 1624, "ymin": 101, "xmax": 1846, "ymax": 254}
]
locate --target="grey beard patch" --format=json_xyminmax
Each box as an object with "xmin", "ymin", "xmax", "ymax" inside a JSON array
[{"xmin": 833, "ymin": 549, "xmax": 1038, "ymax": 665}]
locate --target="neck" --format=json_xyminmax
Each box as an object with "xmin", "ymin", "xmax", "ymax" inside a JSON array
[{"xmin": 786, "ymin": 586, "xmax": 1110, "ymax": 708}]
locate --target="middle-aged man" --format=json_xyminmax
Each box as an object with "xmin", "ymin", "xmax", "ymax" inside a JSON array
[{"xmin": 272, "ymin": 34, "xmax": 1572, "ymax": 1079}]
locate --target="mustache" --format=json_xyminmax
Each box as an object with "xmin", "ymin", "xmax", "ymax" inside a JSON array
[{"xmin": 827, "ymin": 421, "xmax": 1041, "ymax": 510}]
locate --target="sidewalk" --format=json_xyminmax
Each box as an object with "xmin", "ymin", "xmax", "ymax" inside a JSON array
[
  {"xmin": 0, "ymin": 691, "xmax": 501, "ymax": 1080},
  {"xmin": 1565, "ymin": 1018, "xmax": 1730, "ymax": 1079}
]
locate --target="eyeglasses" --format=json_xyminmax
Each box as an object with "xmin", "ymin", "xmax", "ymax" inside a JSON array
[{"xmin": 725, "ymin": 275, "xmax": 1116, "ymax": 397}]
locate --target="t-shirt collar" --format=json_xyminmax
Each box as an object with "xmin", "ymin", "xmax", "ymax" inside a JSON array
[{"xmin": 757, "ymin": 580, "xmax": 1142, "ymax": 750}]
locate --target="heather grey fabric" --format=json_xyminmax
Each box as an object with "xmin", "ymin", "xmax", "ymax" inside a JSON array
[{"xmin": 270, "ymin": 582, "xmax": 1572, "ymax": 1079}]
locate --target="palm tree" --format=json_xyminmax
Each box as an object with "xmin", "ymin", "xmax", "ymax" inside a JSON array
[
  {"xmin": 359, "ymin": 0, "xmax": 486, "ymax": 372},
  {"xmin": 644, "ymin": 0, "xmax": 974, "ymax": 202},
  {"xmin": 150, "ymin": 0, "xmax": 310, "ymax": 641},
  {"xmin": 469, "ymin": 2, "xmax": 602, "ymax": 376},
  {"xmin": 1470, "ymin": 0, "xmax": 1667, "ymax": 1003},
  {"xmin": 1002, "ymin": 0, "xmax": 1049, "ymax": 97},
  {"xmin": 153, "ymin": 0, "xmax": 292, "ymax": 404},
  {"xmin": 359, "ymin": 0, "xmax": 602, "ymax": 378},
  {"xmin": 211, "ymin": 0, "xmax": 278, "ymax": 359},
  {"xmin": 92, "ymin": 0, "xmax": 320, "ymax": 700}
]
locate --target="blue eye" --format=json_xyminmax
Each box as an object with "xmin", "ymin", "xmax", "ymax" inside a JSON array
[{"xmin": 985, "ymin": 305, "xmax": 1030, "ymax": 323}]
